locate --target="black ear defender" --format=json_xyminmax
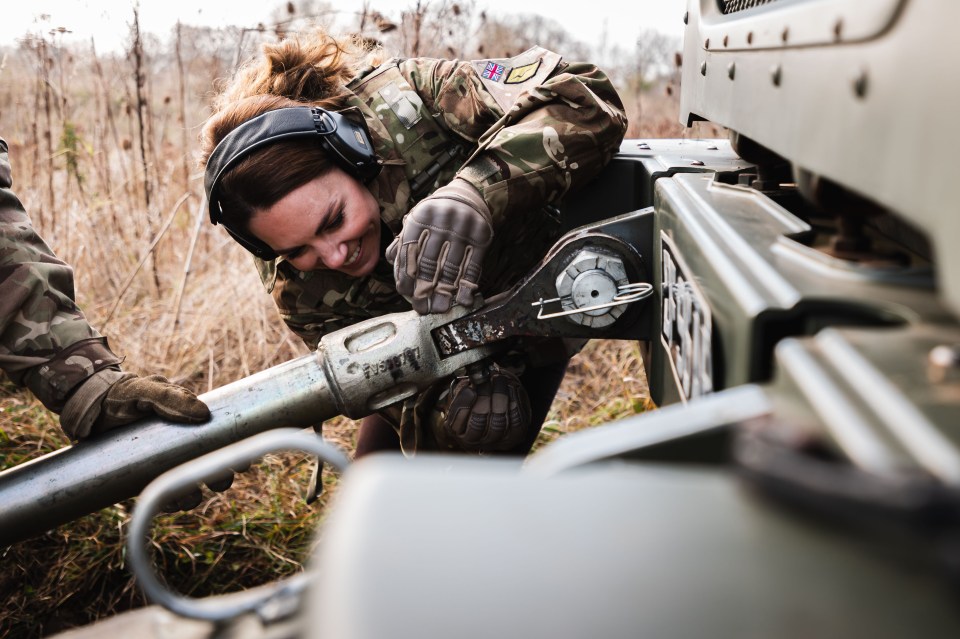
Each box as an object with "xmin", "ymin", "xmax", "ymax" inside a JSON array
[{"xmin": 204, "ymin": 106, "xmax": 383, "ymax": 260}]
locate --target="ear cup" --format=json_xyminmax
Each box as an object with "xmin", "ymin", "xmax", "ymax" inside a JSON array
[{"xmin": 314, "ymin": 110, "xmax": 382, "ymax": 184}]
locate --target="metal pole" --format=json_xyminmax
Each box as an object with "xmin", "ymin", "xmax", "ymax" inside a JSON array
[
  {"xmin": 0, "ymin": 352, "xmax": 335, "ymax": 546},
  {"xmin": 0, "ymin": 309, "xmax": 491, "ymax": 546}
]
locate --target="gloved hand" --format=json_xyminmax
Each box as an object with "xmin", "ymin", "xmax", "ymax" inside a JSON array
[
  {"xmin": 59, "ymin": 369, "xmax": 218, "ymax": 512},
  {"xmin": 439, "ymin": 366, "xmax": 532, "ymax": 453},
  {"xmin": 59, "ymin": 369, "xmax": 211, "ymax": 440},
  {"xmin": 385, "ymin": 178, "xmax": 493, "ymax": 314}
]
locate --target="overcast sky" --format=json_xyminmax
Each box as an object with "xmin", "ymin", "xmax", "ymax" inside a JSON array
[{"xmin": 3, "ymin": 0, "xmax": 687, "ymax": 53}]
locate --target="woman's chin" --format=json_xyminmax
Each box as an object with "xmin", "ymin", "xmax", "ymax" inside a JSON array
[{"xmin": 353, "ymin": 252, "xmax": 378, "ymax": 277}]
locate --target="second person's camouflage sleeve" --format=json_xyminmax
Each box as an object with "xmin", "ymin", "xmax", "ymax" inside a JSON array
[{"xmin": 0, "ymin": 138, "xmax": 121, "ymax": 413}]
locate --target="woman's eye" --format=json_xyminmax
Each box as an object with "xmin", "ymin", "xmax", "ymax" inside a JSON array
[
  {"xmin": 329, "ymin": 210, "xmax": 344, "ymax": 230},
  {"xmin": 286, "ymin": 247, "xmax": 305, "ymax": 260}
]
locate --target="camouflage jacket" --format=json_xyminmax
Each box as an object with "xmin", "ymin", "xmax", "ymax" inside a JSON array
[
  {"xmin": 255, "ymin": 47, "xmax": 629, "ymax": 348},
  {"xmin": 0, "ymin": 138, "xmax": 121, "ymax": 413}
]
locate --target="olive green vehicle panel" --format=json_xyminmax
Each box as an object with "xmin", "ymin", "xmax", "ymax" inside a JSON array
[
  {"xmin": 767, "ymin": 325, "xmax": 960, "ymax": 485},
  {"xmin": 680, "ymin": 0, "xmax": 960, "ymax": 316},
  {"xmin": 650, "ymin": 169, "xmax": 951, "ymax": 406}
]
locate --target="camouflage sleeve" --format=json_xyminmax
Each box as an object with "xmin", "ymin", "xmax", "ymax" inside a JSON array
[
  {"xmin": 399, "ymin": 49, "xmax": 628, "ymax": 226},
  {"xmin": 0, "ymin": 138, "xmax": 122, "ymax": 413}
]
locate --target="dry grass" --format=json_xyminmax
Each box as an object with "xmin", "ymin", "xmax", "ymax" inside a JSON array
[{"xmin": 0, "ymin": 3, "xmax": 705, "ymax": 636}]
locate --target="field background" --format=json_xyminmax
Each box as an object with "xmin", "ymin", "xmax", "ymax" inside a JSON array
[{"xmin": 0, "ymin": 2, "xmax": 722, "ymax": 636}]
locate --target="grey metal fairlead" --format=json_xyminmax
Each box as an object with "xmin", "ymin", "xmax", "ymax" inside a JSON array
[{"xmin": 0, "ymin": 308, "xmax": 491, "ymax": 546}]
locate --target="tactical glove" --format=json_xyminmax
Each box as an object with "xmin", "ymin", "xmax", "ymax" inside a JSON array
[
  {"xmin": 385, "ymin": 178, "xmax": 493, "ymax": 314},
  {"xmin": 60, "ymin": 369, "xmax": 211, "ymax": 440},
  {"xmin": 440, "ymin": 367, "xmax": 532, "ymax": 452}
]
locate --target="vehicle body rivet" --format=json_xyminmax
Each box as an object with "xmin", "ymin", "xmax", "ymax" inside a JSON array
[
  {"xmin": 853, "ymin": 70, "xmax": 868, "ymax": 98},
  {"xmin": 928, "ymin": 345, "xmax": 960, "ymax": 383}
]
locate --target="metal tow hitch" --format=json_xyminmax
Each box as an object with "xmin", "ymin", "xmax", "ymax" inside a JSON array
[{"xmin": 434, "ymin": 207, "xmax": 657, "ymax": 355}]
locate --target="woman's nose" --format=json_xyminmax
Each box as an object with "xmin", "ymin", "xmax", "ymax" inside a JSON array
[{"xmin": 316, "ymin": 237, "xmax": 347, "ymax": 269}]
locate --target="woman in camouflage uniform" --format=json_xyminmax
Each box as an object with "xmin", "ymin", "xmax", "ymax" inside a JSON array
[{"xmin": 200, "ymin": 30, "xmax": 627, "ymax": 457}]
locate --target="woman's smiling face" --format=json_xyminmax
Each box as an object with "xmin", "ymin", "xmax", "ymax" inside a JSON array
[{"xmin": 247, "ymin": 167, "xmax": 381, "ymax": 276}]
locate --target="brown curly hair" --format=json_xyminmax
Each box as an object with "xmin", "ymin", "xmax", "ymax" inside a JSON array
[
  {"xmin": 199, "ymin": 29, "xmax": 384, "ymax": 232},
  {"xmin": 201, "ymin": 29, "xmax": 382, "ymax": 163},
  {"xmin": 214, "ymin": 29, "xmax": 380, "ymax": 110}
]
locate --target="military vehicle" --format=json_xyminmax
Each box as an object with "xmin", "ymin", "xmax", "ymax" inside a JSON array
[{"xmin": 7, "ymin": 0, "xmax": 959, "ymax": 635}]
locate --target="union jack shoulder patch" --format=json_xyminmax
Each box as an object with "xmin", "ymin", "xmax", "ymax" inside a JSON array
[{"xmin": 481, "ymin": 61, "xmax": 506, "ymax": 82}]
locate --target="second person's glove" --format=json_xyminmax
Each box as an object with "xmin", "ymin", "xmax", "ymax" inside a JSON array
[
  {"xmin": 60, "ymin": 370, "xmax": 211, "ymax": 440},
  {"xmin": 386, "ymin": 178, "xmax": 493, "ymax": 314}
]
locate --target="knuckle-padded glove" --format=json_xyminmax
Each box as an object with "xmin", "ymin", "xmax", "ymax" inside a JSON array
[
  {"xmin": 98, "ymin": 373, "xmax": 211, "ymax": 430},
  {"xmin": 60, "ymin": 370, "xmax": 221, "ymax": 513},
  {"xmin": 441, "ymin": 367, "xmax": 532, "ymax": 453},
  {"xmin": 60, "ymin": 369, "xmax": 211, "ymax": 440},
  {"xmin": 385, "ymin": 177, "xmax": 493, "ymax": 314}
]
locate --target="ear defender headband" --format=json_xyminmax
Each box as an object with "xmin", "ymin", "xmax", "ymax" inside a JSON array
[{"xmin": 204, "ymin": 106, "xmax": 382, "ymax": 260}]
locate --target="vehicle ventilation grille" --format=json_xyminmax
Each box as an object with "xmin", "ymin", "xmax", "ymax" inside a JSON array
[{"xmin": 719, "ymin": 0, "xmax": 781, "ymax": 13}]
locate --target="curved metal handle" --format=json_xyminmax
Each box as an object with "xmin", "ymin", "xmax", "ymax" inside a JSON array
[
  {"xmin": 531, "ymin": 281, "xmax": 654, "ymax": 320},
  {"xmin": 127, "ymin": 428, "xmax": 350, "ymax": 623}
]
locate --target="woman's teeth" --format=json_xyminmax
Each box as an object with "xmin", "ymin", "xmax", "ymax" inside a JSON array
[{"xmin": 344, "ymin": 243, "xmax": 361, "ymax": 266}]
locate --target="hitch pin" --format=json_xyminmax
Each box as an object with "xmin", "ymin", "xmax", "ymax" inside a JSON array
[{"xmin": 532, "ymin": 282, "xmax": 654, "ymax": 320}]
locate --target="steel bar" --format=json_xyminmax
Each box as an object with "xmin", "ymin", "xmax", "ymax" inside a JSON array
[
  {"xmin": 0, "ymin": 309, "xmax": 491, "ymax": 546},
  {"xmin": 0, "ymin": 352, "xmax": 334, "ymax": 546}
]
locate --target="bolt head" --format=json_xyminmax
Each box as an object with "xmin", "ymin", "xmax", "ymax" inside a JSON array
[
  {"xmin": 771, "ymin": 64, "xmax": 782, "ymax": 86},
  {"xmin": 928, "ymin": 344, "xmax": 960, "ymax": 383},
  {"xmin": 853, "ymin": 70, "xmax": 869, "ymax": 98}
]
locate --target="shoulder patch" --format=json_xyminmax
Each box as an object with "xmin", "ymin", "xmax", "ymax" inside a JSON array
[
  {"xmin": 471, "ymin": 46, "xmax": 563, "ymax": 112},
  {"xmin": 480, "ymin": 61, "xmax": 507, "ymax": 82},
  {"xmin": 378, "ymin": 82, "xmax": 423, "ymax": 129},
  {"xmin": 505, "ymin": 59, "xmax": 541, "ymax": 84}
]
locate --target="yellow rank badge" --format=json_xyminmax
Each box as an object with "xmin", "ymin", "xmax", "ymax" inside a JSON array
[{"xmin": 505, "ymin": 60, "xmax": 541, "ymax": 84}]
